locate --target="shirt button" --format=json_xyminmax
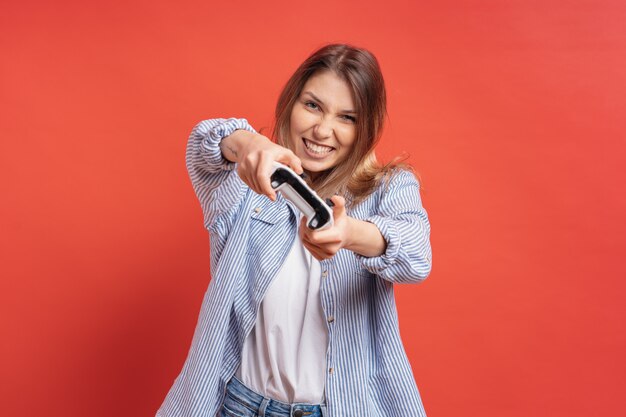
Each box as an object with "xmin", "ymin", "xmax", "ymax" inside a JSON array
[
  {"xmin": 254, "ymin": 207, "xmax": 261, "ymax": 213},
  {"xmin": 329, "ymin": 367, "xmax": 334, "ymax": 374},
  {"xmin": 327, "ymin": 315, "xmax": 334, "ymax": 323},
  {"xmin": 322, "ymin": 270, "xmax": 328, "ymax": 278}
]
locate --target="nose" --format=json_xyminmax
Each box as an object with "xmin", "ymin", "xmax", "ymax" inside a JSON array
[{"xmin": 313, "ymin": 116, "xmax": 333, "ymax": 140}]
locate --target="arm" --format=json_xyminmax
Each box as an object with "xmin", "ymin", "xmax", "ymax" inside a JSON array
[
  {"xmin": 299, "ymin": 195, "xmax": 387, "ymax": 259},
  {"xmin": 186, "ymin": 118, "xmax": 256, "ymax": 228},
  {"xmin": 187, "ymin": 118, "xmax": 303, "ymax": 228},
  {"xmin": 357, "ymin": 169, "xmax": 432, "ymax": 284},
  {"xmin": 299, "ymin": 170, "xmax": 432, "ymax": 284}
]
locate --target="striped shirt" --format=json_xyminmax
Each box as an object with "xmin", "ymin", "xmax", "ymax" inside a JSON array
[{"xmin": 156, "ymin": 118, "xmax": 433, "ymax": 417}]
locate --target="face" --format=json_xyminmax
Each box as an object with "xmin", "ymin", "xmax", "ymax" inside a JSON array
[{"xmin": 289, "ymin": 70, "xmax": 358, "ymax": 179}]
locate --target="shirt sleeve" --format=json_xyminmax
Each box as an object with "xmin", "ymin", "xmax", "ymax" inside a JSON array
[
  {"xmin": 356, "ymin": 169, "xmax": 433, "ymax": 284},
  {"xmin": 185, "ymin": 118, "xmax": 256, "ymax": 228}
]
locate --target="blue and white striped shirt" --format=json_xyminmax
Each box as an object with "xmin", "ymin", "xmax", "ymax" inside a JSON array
[{"xmin": 157, "ymin": 118, "xmax": 433, "ymax": 417}]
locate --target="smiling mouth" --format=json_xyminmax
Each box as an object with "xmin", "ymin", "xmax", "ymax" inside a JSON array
[{"xmin": 303, "ymin": 138, "xmax": 334, "ymax": 155}]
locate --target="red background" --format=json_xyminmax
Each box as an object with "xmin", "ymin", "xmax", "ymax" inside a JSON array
[{"xmin": 2, "ymin": 1, "xmax": 625, "ymax": 416}]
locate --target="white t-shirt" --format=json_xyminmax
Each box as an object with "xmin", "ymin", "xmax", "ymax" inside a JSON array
[{"xmin": 236, "ymin": 224, "xmax": 328, "ymax": 404}]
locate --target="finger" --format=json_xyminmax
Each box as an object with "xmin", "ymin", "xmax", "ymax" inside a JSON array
[
  {"xmin": 248, "ymin": 172, "xmax": 262, "ymax": 196},
  {"xmin": 257, "ymin": 152, "xmax": 277, "ymax": 201},
  {"xmin": 312, "ymin": 252, "xmax": 327, "ymax": 261},
  {"xmin": 300, "ymin": 221, "xmax": 322, "ymax": 248},
  {"xmin": 301, "ymin": 228, "xmax": 336, "ymax": 259},
  {"xmin": 237, "ymin": 166, "xmax": 255, "ymax": 193},
  {"xmin": 299, "ymin": 217, "xmax": 309, "ymax": 239},
  {"xmin": 241, "ymin": 156, "xmax": 262, "ymax": 195},
  {"xmin": 319, "ymin": 246, "xmax": 337, "ymax": 259},
  {"xmin": 301, "ymin": 214, "xmax": 318, "ymax": 234},
  {"xmin": 300, "ymin": 219, "xmax": 317, "ymax": 246},
  {"xmin": 325, "ymin": 244, "xmax": 340, "ymax": 257},
  {"xmin": 305, "ymin": 230, "xmax": 326, "ymax": 245},
  {"xmin": 278, "ymin": 150, "xmax": 303, "ymax": 175},
  {"xmin": 304, "ymin": 242, "xmax": 326, "ymax": 261},
  {"xmin": 330, "ymin": 195, "xmax": 346, "ymax": 218},
  {"xmin": 299, "ymin": 215, "xmax": 307, "ymax": 228},
  {"xmin": 306, "ymin": 238, "xmax": 336, "ymax": 260}
]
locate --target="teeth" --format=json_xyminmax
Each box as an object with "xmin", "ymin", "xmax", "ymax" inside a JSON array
[{"xmin": 304, "ymin": 139, "xmax": 333, "ymax": 154}]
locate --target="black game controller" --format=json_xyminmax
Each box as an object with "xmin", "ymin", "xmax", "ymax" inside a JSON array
[{"xmin": 270, "ymin": 162, "xmax": 334, "ymax": 230}]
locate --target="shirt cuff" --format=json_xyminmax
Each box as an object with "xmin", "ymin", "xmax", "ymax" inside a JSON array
[{"xmin": 356, "ymin": 214, "xmax": 401, "ymax": 274}]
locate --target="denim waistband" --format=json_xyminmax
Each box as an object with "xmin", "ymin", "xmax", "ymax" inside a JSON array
[{"xmin": 223, "ymin": 376, "xmax": 327, "ymax": 417}]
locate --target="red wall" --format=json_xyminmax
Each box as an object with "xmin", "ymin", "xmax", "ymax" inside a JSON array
[{"xmin": 2, "ymin": 1, "xmax": 625, "ymax": 416}]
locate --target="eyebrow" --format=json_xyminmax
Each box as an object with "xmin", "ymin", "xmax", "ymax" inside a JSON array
[{"xmin": 303, "ymin": 91, "xmax": 357, "ymax": 114}]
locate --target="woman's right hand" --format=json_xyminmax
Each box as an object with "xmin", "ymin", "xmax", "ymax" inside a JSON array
[{"xmin": 220, "ymin": 129, "xmax": 303, "ymax": 201}]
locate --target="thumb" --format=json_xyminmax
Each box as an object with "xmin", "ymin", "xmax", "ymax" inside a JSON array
[{"xmin": 330, "ymin": 195, "xmax": 346, "ymax": 218}]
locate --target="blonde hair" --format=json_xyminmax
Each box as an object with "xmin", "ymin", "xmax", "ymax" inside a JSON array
[{"xmin": 273, "ymin": 44, "xmax": 410, "ymax": 206}]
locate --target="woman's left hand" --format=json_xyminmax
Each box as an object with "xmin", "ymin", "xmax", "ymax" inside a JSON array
[
  {"xmin": 300, "ymin": 195, "xmax": 352, "ymax": 261},
  {"xmin": 301, "ymin": 195, "xmax": 387, "ymax": 260}
]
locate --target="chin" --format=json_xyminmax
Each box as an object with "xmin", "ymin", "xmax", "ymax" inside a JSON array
[
  {"xmin": 304, "ymin": 163, "xmax": 339, "ymax": 182},
  {"xmin": 302, "ymin": 160, "xmax": 329, "ymax": 173}
]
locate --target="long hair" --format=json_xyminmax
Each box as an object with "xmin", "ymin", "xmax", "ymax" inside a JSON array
[{"xmin": 273, "ymin": 44, "xmax": 408, "ymax": 206}]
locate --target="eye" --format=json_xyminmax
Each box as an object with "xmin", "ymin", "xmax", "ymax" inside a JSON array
[
  {"xmin": 304, "ymin": 101, "xmax": 319, "ymax": 110},
  {"xmin": 340, "ymin": 115, "xmax": 356, "ymax": 123}
]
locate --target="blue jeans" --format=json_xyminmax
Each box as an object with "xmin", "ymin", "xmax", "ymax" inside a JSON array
[{"xmin": 218, "ymin": 376, "xmax": 328, "ymax": 417}]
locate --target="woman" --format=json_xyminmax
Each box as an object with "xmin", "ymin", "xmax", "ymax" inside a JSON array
[{"xmin": 157, "ymin": 44, "xmax": 432, "ymax": 417}]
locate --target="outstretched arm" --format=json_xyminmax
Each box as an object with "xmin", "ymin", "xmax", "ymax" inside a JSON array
[
  {"xmin": 187, "ymin": 118, "xmax": 303, "ymax": 228},
  {"xmin": 299, "ymin": 170, "xmax": 432, "ymax": 284}
]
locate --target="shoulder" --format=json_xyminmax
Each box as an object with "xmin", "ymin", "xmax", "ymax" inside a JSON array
[
  {"xmin": 347, "ymin": 168, "xmax": 418, "ymax": 216},
  {"xmin": 376, "ymin": 167, "xmax": 421, "ymax": 196},
  {"xmin": 367, "ymin": 167, "xmax": 424, "ymax": 216}
]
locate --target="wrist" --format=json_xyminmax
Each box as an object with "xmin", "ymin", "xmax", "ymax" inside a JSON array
[
  {"xmin": 344, "ymin": 217, "xmax": 387, "ymax": 258},
  {"xmin": 343, "ymin": 216, "xmax": 358, "ymax": 252},
  {"xmin": 220, "ymin": 129, "xmax": 252, "ymax": 163}
]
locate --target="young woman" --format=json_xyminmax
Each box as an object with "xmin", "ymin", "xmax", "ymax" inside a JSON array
[{"xmin": 157, "ymin": 44, "xmax": 432, "ymax": 417}]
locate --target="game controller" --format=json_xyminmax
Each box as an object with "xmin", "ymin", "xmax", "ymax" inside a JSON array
[{"xmin": 270, "ymin": 162, "xmax": 334, "ymax": 230}]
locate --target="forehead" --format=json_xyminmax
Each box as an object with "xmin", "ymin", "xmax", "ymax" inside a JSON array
[{"xmin": 301, "ymin": 70, "xmax": 355, "ymax": 110}]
